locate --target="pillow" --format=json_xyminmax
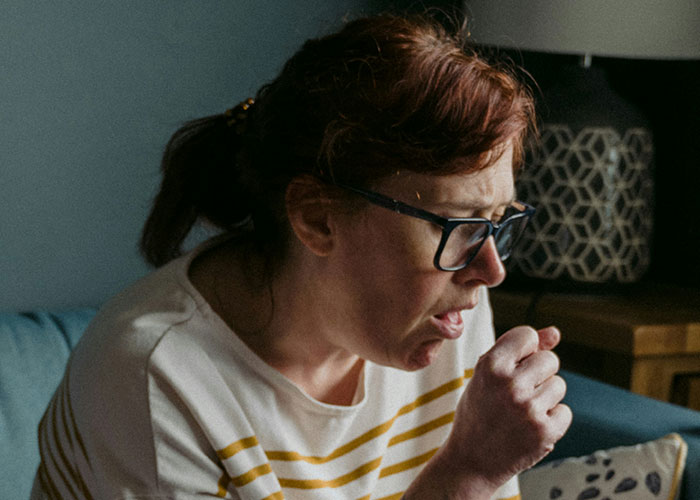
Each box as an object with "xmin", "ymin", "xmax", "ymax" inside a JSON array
[{"xmin": 519, "ymin": 433, "xmax": 688, "ymax": 500}]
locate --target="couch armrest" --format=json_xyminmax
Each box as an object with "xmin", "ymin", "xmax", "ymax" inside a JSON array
[
  {"xmin": 0, "ymin": 309, "xmax": 96, "ymax": 499},
  {"xmin": 550, "ymin": 370, "xmax": 700, "ymax": 500}
]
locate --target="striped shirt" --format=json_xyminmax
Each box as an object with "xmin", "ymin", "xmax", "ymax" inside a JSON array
[{"xmin": 33, "ymin": 243, "xmax": 520, "ymax": 500}]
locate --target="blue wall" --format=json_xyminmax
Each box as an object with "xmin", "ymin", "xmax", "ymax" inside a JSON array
[{"xmin": 1, "ymin": 0, "xmax": 380, "ymax": 311}]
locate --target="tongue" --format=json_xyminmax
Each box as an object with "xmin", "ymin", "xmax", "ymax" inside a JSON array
[{"xmin": 437, "ymin": 311, "xmax": 461, "ymax": 324}]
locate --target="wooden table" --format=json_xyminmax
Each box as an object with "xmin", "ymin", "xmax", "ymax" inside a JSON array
[{"xmin": 490, "ymin": 286, "xmax": 700, "ymax": 411}]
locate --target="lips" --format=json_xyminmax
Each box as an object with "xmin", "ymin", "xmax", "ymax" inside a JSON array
[
  {"xmin": 431, "ymin": 310, "xmax": 465, "ymax": 339},
  {"xmin": 437, "ymin": 311, "xmax": 462, "ymax": 324}
]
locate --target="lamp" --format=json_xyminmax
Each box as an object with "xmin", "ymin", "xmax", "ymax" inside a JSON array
[{"xmin": 465, "ymin": 0, "xmax": 700, "ymax": 284}]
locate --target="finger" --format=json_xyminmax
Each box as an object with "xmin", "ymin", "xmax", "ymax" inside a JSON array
[
  {"xmin": 529, "ymin": 400, "xmax": 572, "ymax": 464},
  {"xmin": 532, "ymin": 374, "xmax": 567, "ymax": 413},
  {"xmin": 537, "ymin": 326, "xmax": 561, "ymax": 351},
  {"xmin": 491, "ymin": 326, "xmax": 540, "ymax": 367},
  {"xmin": 547, "ymin": 403, "xmax": 573, "ymax": 441},
  {"xmin": 534, "ymin": 402, "xmax": 573, "ymax": 460},
  {"xmin": 516, "ymin": 349, "xmax": 561, "ymax": 387}
]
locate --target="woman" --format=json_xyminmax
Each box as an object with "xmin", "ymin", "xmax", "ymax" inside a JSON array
[{"xmin": 34, "ymin": 13, "xmax": 571, "ymax": 500}]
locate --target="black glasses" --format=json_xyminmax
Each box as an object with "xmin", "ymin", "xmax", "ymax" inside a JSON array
[{"xmin": 334, "ymin": 182, "xmax": 535, "ymax": 272}]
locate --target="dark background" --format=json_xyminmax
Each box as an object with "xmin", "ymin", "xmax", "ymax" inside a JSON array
[
  {"xmin": 386, "ymin": 0, "xmax": 700, "ymax": 290},
  {"xmin": 504, "ymin": 51, "xmax": 700, "ymax": 290}
]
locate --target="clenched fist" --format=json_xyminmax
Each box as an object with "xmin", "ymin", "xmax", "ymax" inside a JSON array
[{"xmin": 445, "ymin": 325, "xmax": 572, "ymax": 491}]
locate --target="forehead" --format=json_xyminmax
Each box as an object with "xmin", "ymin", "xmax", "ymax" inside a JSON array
[{"xmin": 378, "ymin": 145, "xmax": 516, "ymax": 211}]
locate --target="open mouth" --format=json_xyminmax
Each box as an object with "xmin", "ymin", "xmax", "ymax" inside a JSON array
[
  {"xmin": 434, "ymin": 311, "xmax": 462, "ymax": 324},
  {"xmin": 431, "ymin": 310, "xmax": 464, "ymax": 339}
]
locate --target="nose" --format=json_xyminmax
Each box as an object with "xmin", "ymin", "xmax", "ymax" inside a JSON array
[{"xmin": 455, "ymin": 236, "xmax": 506, "ymax": 287}]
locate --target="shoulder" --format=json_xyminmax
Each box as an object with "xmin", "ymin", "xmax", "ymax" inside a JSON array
[
  {"xmin": 74, "ymin": 254, "xmax": 203, "ymax": 366},
  {"xmin": 46, "ymin": 248, "xmax": 236, "ymax": 494},
  {"xmin": 64, "ymin": 243, "xmax": 225, "ymax": 422}
]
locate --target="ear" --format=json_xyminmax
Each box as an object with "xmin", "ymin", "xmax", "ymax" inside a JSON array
[{"xmin": 285, "ymin": 176, "xmax": 336, "ymax": 257}]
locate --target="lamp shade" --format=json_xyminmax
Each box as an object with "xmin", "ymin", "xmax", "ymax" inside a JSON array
[
  {"xmin": 465, "ymin": 0, "xmax": 700, "ymax": 60},
  {"xmin": 462, "ymin": 0, "xmax": 684, "ymax": 285}
]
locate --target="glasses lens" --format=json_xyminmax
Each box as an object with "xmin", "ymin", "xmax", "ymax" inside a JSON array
[
  {"xmin": 438, "ymin": 222, "xmax": 490, "ymax": 269},
  {"xmin": 495, "ymin": 213, "xmax": 530, "ymax": 261}
]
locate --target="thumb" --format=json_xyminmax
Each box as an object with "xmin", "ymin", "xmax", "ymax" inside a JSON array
[{"xmin": 537, "ymin": 326, "xmax": 561, "ymax": 351}]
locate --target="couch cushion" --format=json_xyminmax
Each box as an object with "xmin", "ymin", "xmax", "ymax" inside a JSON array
[
  {"xmin": 553, "ymin": 370, "xmax": 700, "ymax": 500},
  {"xmin": 522, "ymin": 433, "xmax": 688, "ymax": 500},
  {"xmin": 0, "ymin": 309, "xmax": 96, "ymax": 498}
]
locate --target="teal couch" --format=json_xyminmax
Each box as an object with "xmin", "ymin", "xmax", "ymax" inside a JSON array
[
  {"xmin": 0, "ymin": 310, "xmax": 96, "ymax": 499},
  {"xmin": 1, "ymin": 309, "xmax": 699, "ymax": 499}
]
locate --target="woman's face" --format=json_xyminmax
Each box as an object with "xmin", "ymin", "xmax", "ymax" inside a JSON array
[{"xmin": 325, "ymin": 146, "xmax": 515, "ymax": 371}]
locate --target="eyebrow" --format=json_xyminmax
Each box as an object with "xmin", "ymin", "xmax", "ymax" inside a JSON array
[{"xmin": 433, "ymin": 195, "xmax": 516, "ymax": 214}]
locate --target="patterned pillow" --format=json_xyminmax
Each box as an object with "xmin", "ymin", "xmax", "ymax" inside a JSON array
[{"xmin": 519, "ymin": 433, "xmax": 688, "ymax": 500}]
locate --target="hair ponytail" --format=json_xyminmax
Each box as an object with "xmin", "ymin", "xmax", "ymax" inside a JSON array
[
  {"xmin": 140, "ymin": 13, "xmax": 535, "ymax": 269},
  {"xmin": 140, "ymin": 114, "xmax": 249, "ymax": 267}
]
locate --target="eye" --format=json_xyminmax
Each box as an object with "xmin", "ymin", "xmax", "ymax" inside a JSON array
[{"xmin": 491, "ymin": 212, "xmax": 506, "ymax": 224}]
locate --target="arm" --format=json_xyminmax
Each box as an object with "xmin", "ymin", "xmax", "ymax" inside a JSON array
[{"xmin": 403, "ymin": 326, "xmax": 572, "ymax": 499}]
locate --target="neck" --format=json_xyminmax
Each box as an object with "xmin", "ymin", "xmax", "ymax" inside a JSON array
[{"xmin": 189, "ymin": 238, "xmax": 364, "ymax": 406}]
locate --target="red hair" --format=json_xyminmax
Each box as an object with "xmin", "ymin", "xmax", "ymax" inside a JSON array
[{"xmin": 141, "ymin": 13, "xmax": 536, "ymax": 267}]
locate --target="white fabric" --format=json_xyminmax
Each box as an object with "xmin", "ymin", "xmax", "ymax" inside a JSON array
[
  {"xmin": 519, "ymin": 433, "xmax": 687, "ymax": 500},
  {"xmin": 33, "ymin": 241, "xmax": 520, "ymax": 500}
]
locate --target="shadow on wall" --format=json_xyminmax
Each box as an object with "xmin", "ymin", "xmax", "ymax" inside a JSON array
[{"xmin": 1, "ymin": 0, "xmax": 398, "ymax": 312}]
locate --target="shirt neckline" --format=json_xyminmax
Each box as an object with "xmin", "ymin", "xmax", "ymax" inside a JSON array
[{"xmin": 173, "ymin": 235, "xmax": 372, "ymax": 416}]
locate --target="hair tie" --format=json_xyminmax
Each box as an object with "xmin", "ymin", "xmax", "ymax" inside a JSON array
[{"xmin": 225, "ymin": 98, "xmax": 255, "ymax": 134}]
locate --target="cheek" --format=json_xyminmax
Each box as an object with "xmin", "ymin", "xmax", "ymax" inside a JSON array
[
  {"xmin": 370, "ymin": 215, "xmax": 442, "ymax": 273},
  {"xmin": 348, "ymin": 232, "xmax": 446, "ymax": 319},
  {"xmin": 335, "ymin": 209, "xmax": 448, "ymax": 319}
]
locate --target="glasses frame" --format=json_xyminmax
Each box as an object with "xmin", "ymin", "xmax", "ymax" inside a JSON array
[{"xmin": 333, "ymin": 182, "xmax": 535, "ymax": 272}]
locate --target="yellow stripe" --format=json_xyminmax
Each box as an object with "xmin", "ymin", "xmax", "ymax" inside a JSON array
[
  {"xmin": 266, "ymin": 420, "xmax": 394, "ymax": 464},
  {"xmin": 278, "ymin": 456, "xmax": 383, "ymax": 489},
  {"xmin": 231, "ymin": 462, "xmax": 274, "ymax": 488},
  {"xmin": 214, "ymin": 369, "xmax": 474, "ymax": 494},
  {"xmin": 396, "ymin": 368, "xmax": 472, "ymax": 420},
  {"xmin": 216, "ymin": 470, "xmax": 283, "ymax": 498},
  {"xmin": 379, "ymin": 448, "xmax": 438, "ymax": 479},
  {"xmin": 500, "ymin": 495, "xmax": 521, "ymax": 500},
  {"xmin": 262, "ymin": 492, "xmax": 285, "ymax": 500},
  {"xmin": 388, "ymin": 412, "xmax": 455, "ymax": 447},
  {"xmin": 215, "ymin": 473, "xmax": 229, "ymax": 497},
  {"xmin": 355, "ymin": 495, "xmax": 372, "ymax": 500},
  {"xmin": 667, "ymin": 433, "xmax": 688, "ymax": 500},
  {"xmin": 267, "ymin": 369, "xmax": 473, "ymax": 464},
  {"xmin": 217, "ymin": 435, "xmax": 260, "ymax": 460},
  {"xmin": 215, "ymin": 464, "xmax": 275, "ymax": 494}
]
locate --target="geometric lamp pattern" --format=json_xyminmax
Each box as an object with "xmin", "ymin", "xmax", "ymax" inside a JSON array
[{"xmin": 509, "ymin": 125, "xmax": 654, "ymax": 283}]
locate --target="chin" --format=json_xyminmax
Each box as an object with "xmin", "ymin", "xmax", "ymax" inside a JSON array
[{"xmin": 404, "ymin": 339, "xmax": 445, "ymax": 371}]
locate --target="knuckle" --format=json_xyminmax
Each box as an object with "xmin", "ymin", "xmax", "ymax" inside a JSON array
[
  {"xmin": 515, "ymin": 325, "xmax": 539, "ymax": 345},
  {"xmin": 502, "ymin": 325, "xmax": 539, "ymax": 350},
  {"xmin": 556, "ymin": 403, "xmax": 574, "ymax": 428},
  {"xmin": 543, "ymin": 349, "xmax": 561, "ymax": 370},
  {"xmin": 475, "ymin": 350, "xmax": 493, "ymax": 370},
  {"xmin": 525, "ymin": 413, "xmax": 551, "ymax": 444},
  {"xmin": 552, "ymin": 375, "xmax": 567, "ymax": 397},
  {"xmin": 548, "ymin": 404, "xmax": 573, "ymax": 440},
  {"xmin": 527, "ymin": 402, "xmax": 543, "ymax": 425},
  {"xmin": 508, "ymin": 382, "xmax": 538, "ymax": 419},
  {"xmin": 513, "ymin": 324, "xmax": 538, "ymax": 336},
  {"xmin": 530, "ymin": 349, "xmax": 559, "ymax": 374},
  {"xmin": 508, "ymin": 378, "xmax": 531, "ymax": 407},
  {"xmin": 476, "ymin": 351, "xmax": 509, "ymax": 380}
]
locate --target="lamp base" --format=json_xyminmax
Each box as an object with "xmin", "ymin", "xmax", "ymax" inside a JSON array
[{"xmin": 509, "ymin": 65, "xmax": 655, "ymax": 284}]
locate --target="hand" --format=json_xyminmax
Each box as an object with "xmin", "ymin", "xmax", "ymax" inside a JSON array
[{"xmin": 442, "ymin": 325, "xmax": 572, "ymax": 490}]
